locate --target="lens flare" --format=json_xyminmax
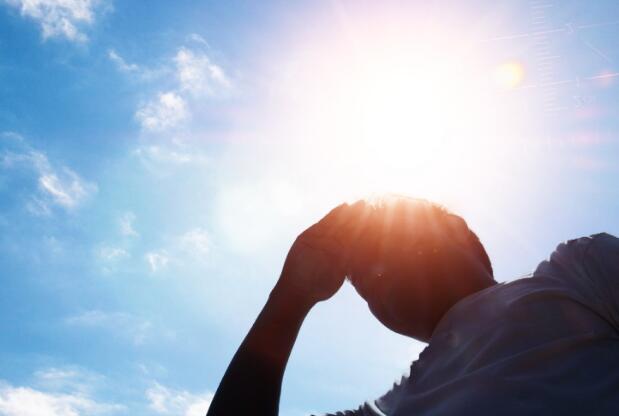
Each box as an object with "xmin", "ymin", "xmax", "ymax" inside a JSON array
[{"xmin": 493, "ymin": 62, "xmax": 525, "ymax": 89}]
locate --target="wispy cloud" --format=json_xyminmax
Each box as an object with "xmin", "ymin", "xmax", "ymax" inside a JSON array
[
  {"xmin": 186, "ymin": 33, "xmax": 209, "ymax": 47},
  {"xmin": 107, "ymin": 48, "xmax": 166, "ymax": 81},
  {"xmin": 115, "ymin": 41, "xmax": 230, "ymax": 132},
  {"xmin": 107, "ymin": 49, "xmax": 139, "ymax": 72},
  {"xmin": 95, "ymin": 221, "xmax": 212, "ymax": 276},
  {"xmin": 0, "ymin": 368, "xmax": 122, "ymax": 416},
  {"xmin": 0, "ymin": 132, "xmax": 97, "ymax": 215},
  {"xmin": 94, "ymin": 213, "xmax": 137, "ymax": 273},
  {"xmin": 135, "ymin": 91, "xmax": 190, "ymax": 132},
  {"xmin": 119, "ymin": 211, "xmax": 138, "ymax": 237},
  {"xmin": 133, "ymin": 143, "xmax": 209, "ymax": 176},
  {"xmin": 65, "ymin": 310, "xmax": 157, "ymax": 345},
  {"xmin": 179, "ymin": 228, "xmax": 210, "ymax": 257},
  {"xmin": 144, "ymin": 250, "xmax": 170, "ymax": 273},
  {"xmin": 134, "ymin": 144, "xmax": 197, "ymax": 164},
  {"xmin": 38, "ymin": 168, "xmax": 95, "ymax": 209},
  {"xmin": 142, "ymin": 227, "xmax": 212, "ymax": 274},
  {"xmin": 3, "ymin": 0, "xmax": 106, "ymax": 42},
  {"xmin": 33, "ymin": 367, "xmax": 104, "ymax": 396},
  {"xmin": 174, "ymin": 47, "xmax": 230, "ymax": 96},
  {"xmin": 94, "ymin": 244, "xmax": 130, "ymax": 275},
  {"xmin": 146, "ymin": 382, "xmax": 212, "ymax": 416},
  {"xmin": 97, "ymin": 245, "xmax": 129, "ymax": 262}
]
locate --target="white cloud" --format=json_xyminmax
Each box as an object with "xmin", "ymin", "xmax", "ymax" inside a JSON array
[
  {"xmin": 0, "ymin": 384, "xmax": 115, "ymax": 416},
  {"xmin": 145, "ymin": 250, "xmax": 170, "ymax": 273},
  {"xmin": 146, "ymin": 382, "xmax": 212, "ymax": 416},
  {"xmin": 0, "ymin": 368, "xmax": 122, "ymax": 416},
  {"xmin": 95, "ymin": 243, "xmax": 130, "ymax": 275},
  {"xmin": 33, "ymin": 368, "xmax": 103, "ymax": 397},
  {"xmin": 174, "ymin": 47, "xmax": 230, "ymax": 96},
  {"xmin": 94, "ymin": 214, "xmax": 137, "ymax": 272},
  {"xmin": 133, "ymin": 144, "xmax": 208, "ymax": 167},
  {"xmin": 140, "ymin": 228, "xmax": 212, "ymax": 274},
  {"xmin": 0, "ymin": 148, "xmax": 46, "ymax": 171},
  {"xmin": 119, "ymin": 211, "xmax": 138, "ymax": 237},
  {"xmin": 97, "ymin": 245, "xmax": 129, "ymax": 262},
  {"xmin": 179, "ymin": 228, "xmax": 210, "ymax": 257},
  {"xmin": 38, "ymin": 168, "xmax": 96, "ymax": 209},
  {"xmin": 121, "ymin": 42, "xmax": 230, "ymax": 132},
  {"xmin": 0, "ymin": 131, "xmax": 25, "ymax": 142},
  {"xmin": 107, "ymin": 49, "xmax": 139, "ymax": 72},
  {"xmin": 135, "ymin": 91, "xmax": 189, "ymax": 132},
  {"xmin": 66, "ymin": 310, "xmax": 153, "ymax": 345},
  {"xmin": 3, "ymin": 0, "xmax": 104, "ymax": 42},
  {"xmin": 187, "ymin": 33, "xmax": 209, "ymax": 47},
  {"xmin": 107, "ymin": 49, "xmax": 166, "ymax": 81},
  {"xmin": 0, "ymin": 133, "xmax": 97, "ymax": 214}
]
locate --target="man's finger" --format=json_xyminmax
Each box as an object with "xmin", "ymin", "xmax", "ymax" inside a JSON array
[
  {"xmin": 329, "ymin": 200, "xmax": 370, "ymax": 241},
  {"xmin": 316, "ymin": 203, "xmax": 349, "ymax": 227},
  {"xmin": 322, "ymin": 200, "xmax": 367, "ymax": 230},
  {"xmin": 303, "ymin": 200, "xmax": 369, "ymax": 250},
  {"xmin": 303, "ymin": 203, "xmax": 349, "ymax": 237}
]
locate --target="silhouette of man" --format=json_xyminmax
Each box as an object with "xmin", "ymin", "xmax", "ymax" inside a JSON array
[{"xmin": 207, "ymin": 196, "xmax": 619, "ymax": 415}]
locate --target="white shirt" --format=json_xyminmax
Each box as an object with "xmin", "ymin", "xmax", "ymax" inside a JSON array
[{"xmin": 322, "ymin": 233, "xmax": 619, "ymax": 415}]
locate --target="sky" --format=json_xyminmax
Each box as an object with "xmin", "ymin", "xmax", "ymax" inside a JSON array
[{"xmin": 1, "ymin": 0, "xmax": 619, "ymax": 415}]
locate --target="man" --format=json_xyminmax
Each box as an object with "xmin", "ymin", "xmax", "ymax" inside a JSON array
[{"xmin": 206, "ymin": 196, "xmax": 619, "ymax": 415}]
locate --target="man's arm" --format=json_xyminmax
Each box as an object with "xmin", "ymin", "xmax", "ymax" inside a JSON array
[
  {"xmin": 207, "ymin": 202, "xmax": 365, "ymax": 416},
  {"xmin": 206, "ymin": 284, "xmax": 313, "ymax": 415}
]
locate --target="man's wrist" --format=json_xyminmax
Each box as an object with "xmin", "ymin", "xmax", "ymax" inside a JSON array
[{"xmin": 266, "ymin": 282, "xmax": 315, "ymax": 324}]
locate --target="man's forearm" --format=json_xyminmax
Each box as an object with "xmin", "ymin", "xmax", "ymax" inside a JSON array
[{"xmin": 207, "ymin": 284, "xmax": 314, "ymax": 416}]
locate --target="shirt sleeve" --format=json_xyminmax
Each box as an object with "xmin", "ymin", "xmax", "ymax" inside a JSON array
[
  {"xmin": 535, "ymin": 232, "xmax": 619, "ymax": 331},
  {"xmin": 317, "ymin": 402, "xmax": 385, "ymax": 416},
  {"xmin": 581, "ymin": 233, "xmax": 619, "ymax": 330},
  {"xmin": 315, "ymin": 374, "xmax": 409, "ymax": 416}
]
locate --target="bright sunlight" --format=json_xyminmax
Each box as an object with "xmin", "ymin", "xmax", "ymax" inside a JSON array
[{"xmin": 266, "ymin": 11, "xmax": 535, "ymax": 208}]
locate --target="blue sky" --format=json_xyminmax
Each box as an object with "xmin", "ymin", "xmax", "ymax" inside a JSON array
[{"xmin": 1, "ymin": 1, "xmax": 619, "ymax": 415}]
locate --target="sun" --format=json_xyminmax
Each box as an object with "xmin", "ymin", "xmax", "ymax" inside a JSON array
[{"xmin": 264, "ymin": 15, "xmax": 534, "ymax": 207}]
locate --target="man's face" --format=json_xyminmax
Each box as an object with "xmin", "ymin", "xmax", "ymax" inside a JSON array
[
  {"xmin": 346, "ymin": 232, "xmax": 437, "ymax": 340},
  {"xmin": 346, "ymin": 227, "xmax": 477, "ymax": 341}
]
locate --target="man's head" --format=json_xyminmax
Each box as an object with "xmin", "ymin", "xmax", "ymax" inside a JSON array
[{"xmin": 344, "ymin": 195, "xmax": 495, "ymax": 342}]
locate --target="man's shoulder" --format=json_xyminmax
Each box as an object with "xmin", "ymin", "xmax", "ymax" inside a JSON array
[
  {"xmin": 587, "ymin": 232, "xmax": 619, "ymax": 251},
  {"xmin": 456, "ymin": 234, "xmax": 619, "ymax": 306},
  {"xmin": 532, "ymin": 232, "xmax": 619, "ymax": 277},
  {"xmin": 554, "ymin": 232, "xmax": 618, "ymax": 254}
]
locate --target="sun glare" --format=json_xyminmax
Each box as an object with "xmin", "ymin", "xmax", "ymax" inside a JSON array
[
  {"xmin": 265, "ymin": 12, "xmax": 536, "ymax": 211},
  {"xmin": 339, "ymin": 50, "xmax": 480, "ymax": 170}
]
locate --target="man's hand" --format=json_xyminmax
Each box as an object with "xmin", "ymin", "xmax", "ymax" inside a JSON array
[{"xmin": 275, "ymin": 201, "xmax": 366, "ymax": 305}]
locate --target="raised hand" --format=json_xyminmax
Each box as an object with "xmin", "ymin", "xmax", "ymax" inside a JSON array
[{"xmin": 275, "ymin": 201, "xmax": 366, "ymax": 305}]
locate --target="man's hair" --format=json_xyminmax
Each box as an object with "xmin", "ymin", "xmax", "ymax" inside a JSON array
[{"xmin": 359, "ymin": 195, "xmax": 493, "ymax": 277}]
